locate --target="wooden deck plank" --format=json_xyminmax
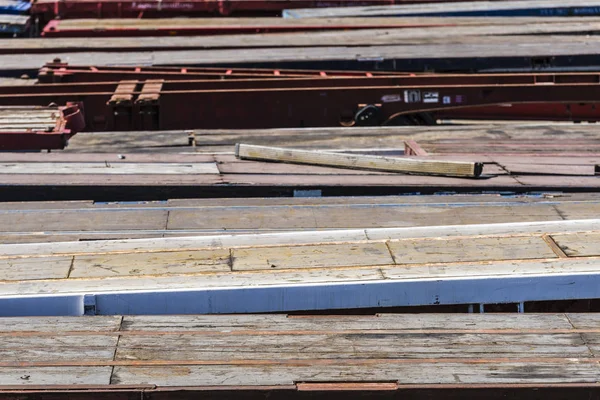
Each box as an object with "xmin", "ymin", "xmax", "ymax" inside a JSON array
[
  {"xmin": 232, "ymin": 242, "xmax": 393, "ymax": 271},
  {"xmin": 0, "ymin": 256, "xmax": 72, "ymax": 281},
  {"xmin": 121, "ymin": 313, "xmax": 574, "ymax": 331},
  {"xmin": 551, "ymin": 233, "xmax": 600, "ymax": 257},
  {"xmin": 0, "ymin": 163, "xmax": 219, "ymax": 175},
  {"xmin": 0, "ymin": 316, "xmax": 122, "ymax": 332},
  {"xmin": 553, "ymin": 202, "xmax": 600, "ymax": 220},
  {"xmin": 0, "ymin": 367, "xmax": 112, "ymax": 385},
  {"xmin": 167, "ymin": 203, "xmax": 564, "ymax": 230},
  {"xmin": 115, "ymin": 333, "xmax": 589, "ymax": 361},
  {"xmin": 0, "ymin": 209, "xmax": 169, "ymax": 232},
  {"xmin": 111, "ymin": 362, "xmax": 600, "ymax": 386},
  {"xmin": 388, "ymin": 236, "xmax": 558, "ymax": 265},
  {"xmin": 70, "ymin": 249, "xmax": 231, "ymax": 278},
  {"xmin": 0, "ymin": 336, "xmax": 117, "ymax": 362}
]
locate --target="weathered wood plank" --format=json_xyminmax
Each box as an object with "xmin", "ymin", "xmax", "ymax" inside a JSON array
[
  {"xmin": 167, "ymin": 203, "xmax": 563, "ymax": 230},
  {"xmin": 0, "ymin": 209, "xmax": 169, "ymax": 232},
  {"xmin": 388, "ymin": 236, "xmax": 558, "ymax": 264},
  {"xmin": 70, "ymin": 249, "xmax": 231, "ymax": 278},
  {"xmin": 111, "ymin": 362, "xmax": 600, "ymax": 386},
  {"xmin": 0, "ymin": 163, "xmax": 219, "ymax": 175},
  {"xmin": 232, "ymin": 242, "xmax": 393, "ymax": 271},
  {"xmin": 0, "ymin": 336, "xmax": 117, "ymax": 362},
  {"xmin": 0, "ymin": 316, "xmax": 122, "ymax": 332},
  {"xmin": 235, "ymin": 143, "xmax": 483, "ymax": 178},
  {"xmin": 121, "ymin": 313, "xmax": 574, "ymax": 332},
  {"xmin": 0, "ymin": 367, "xmax": 111, "ymax": 385},
  {"xmin": 551, "ymin": 233, "xmax": 600, "ymax": 257},
  {"xmin": 0, "ymin": 256, "xmax": 72, "ymax": 281}
]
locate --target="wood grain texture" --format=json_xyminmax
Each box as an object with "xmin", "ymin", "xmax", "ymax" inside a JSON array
[
  {"xmin": 0, "ymin": 256, "xmax": 73, "ymax": 281},
  {"xmin": 236, "ymin": 143, "xmax": 483, "ymax": 177},
  {"xmin": 1, "ymin": 313, "xmax": 600, "ymax": 388},
  {"xmin": 388, "ymin": 236, "xmax": 558, "ymax": 264},
  {"xmin": 0, "ymin": 163, "xmax": 219, "ymax": 175},
  {"xmin": 551, "ymin": 233, "xmax": 600, "ymax": 257},
  {"xmin": 232, "ymin": 242, "xmax": 393, "ymax": 271},
  {"xmin": 70, "ymin": 249, "xmax": 231, "ymax": 278}
]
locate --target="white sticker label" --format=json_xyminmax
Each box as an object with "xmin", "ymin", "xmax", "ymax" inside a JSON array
[
  {"xmin": 381, "ymin": 94, "xmax": 402, "ymax": 103},
  {"xmin": 423, "ymin": 92, "xmax": 439, "ymax": 103},
  {"xmin": 443, "ymin": 96, "xmax": 451, "ymax": 104},
  {"xmin": 404, "ymin": 90, "xmax": 421, "ymax": 103}
]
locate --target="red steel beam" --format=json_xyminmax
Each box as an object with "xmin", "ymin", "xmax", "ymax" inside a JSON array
[
  {"xmin": 38, "ymin": 63, "xmax": 406, "ymax": 83},
  {"xmin": 4, "ymin": 71, "xmax": 600, "ymax": 130}
]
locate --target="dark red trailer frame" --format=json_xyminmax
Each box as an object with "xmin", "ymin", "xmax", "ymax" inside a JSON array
[
  {"xmin": 5, "ymin": 69, "xmax": 600, "ymax": 131},
  {"xmin": 0, "ymin": 103, "xmax": 85, "ymax": 151},
  {"xmin": 31, "ymin": 0, "xmax": 397, "ymax": 20}
]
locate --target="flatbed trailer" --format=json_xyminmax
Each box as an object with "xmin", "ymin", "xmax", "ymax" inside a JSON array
[
  {"xmin": 0, "ymin": 104, "xmax": 84, "ymax": 150},
  {"xmin": 6, "ymin": 68, "xmax": 600, "ymax": 131},
  {"xmin": 3, "ymin": 313, "xmax": 600, "ymax": 400}
]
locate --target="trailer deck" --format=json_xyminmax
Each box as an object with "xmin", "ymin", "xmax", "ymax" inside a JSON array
[
  {"xmin": 1, "ymin": 218, "xmax": 600, "ymax": 315},
  {"xmin": 3, "ymin": 313, "xmax": 600, "ymax": 399}
]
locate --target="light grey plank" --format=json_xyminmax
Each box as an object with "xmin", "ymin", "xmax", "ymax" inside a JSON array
[
  {"xmin": 121, "ymin": 313, "xmax": 573, "ymax": 332},
  {"xmin": 0, "ymin": 336, "xmax": 117, "ymax": 362},
  {"xmin": 0, "ymin": 316, "xmax": 122, "ymax": 332},
  {"xmin": 0, "ymin": 256, "xmax": 72, "ymax": 281},
  {"xmin": 232, "ymin": 242, "xmax": 393, "ymax": 271},
  {"xmin": 0, "ymin": 163, "xmax": 219, "ymax": 175},
  {"xmin": 112, "ymin": 362, "xmax": 600, "ymax": 386},
  {"xmin": 0, "ymin": 367, "xmax": 112, "ymax": 385},
  {"xmin": 552, "ymin": 232, "xmax": 600, "ymax": 257},
  {"xmin": 0, "ymin": 209, "xmax": 169, "ymax": 232},
  {"xmin": 71, "ymin": 249, "xmax": 231, "ymax": 278},
  {"xmin": 388, "ymin": 236, "xmax": 557, "ymax": 265}
]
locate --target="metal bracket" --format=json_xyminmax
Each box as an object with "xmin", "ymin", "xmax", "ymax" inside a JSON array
[
  {"xmin": 294, "ymin": 189, "xmax": 322, "ymax": 198},
  {"xmin": 83, "ymin": 294, "xmax": 97, "ymax": 315}
]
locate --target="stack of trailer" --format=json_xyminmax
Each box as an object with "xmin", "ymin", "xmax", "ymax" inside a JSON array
[{"xmin": 1, "ymin": 0, "xmax": 600, "ymax": 399}]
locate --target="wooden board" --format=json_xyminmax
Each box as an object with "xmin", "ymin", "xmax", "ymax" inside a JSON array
[
  {"xmin": 1, "ymin": 313, "xmax": 600, "ymax": 391},
  {"xmin": 551, "ymin": 233, "xmax": 600, "ymax": 257},
  {"xmin": 232, "ymin": 242, "xmax": 393, "ymax": 271},
  {"xmin": 0, "ymin": 163, "xmax": 219, "ymax": 175},
  {"xmin": 70, "ymin": 249, "xmax": 231, "ymax": 278}
]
